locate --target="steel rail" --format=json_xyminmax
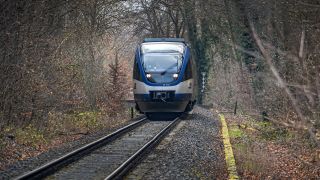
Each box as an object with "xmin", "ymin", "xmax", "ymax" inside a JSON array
[
  {"xmin": 15, "ymin": 117, "xmax": 148, "ymax": 180},
  {"xmin": 106, "ymin": 117, "xmax": 180, "ymax": 180}
]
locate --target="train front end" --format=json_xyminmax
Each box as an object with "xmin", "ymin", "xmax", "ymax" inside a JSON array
[{"xmin": 133, "ymin": 38, "xmax": 195, "ymax": 114}]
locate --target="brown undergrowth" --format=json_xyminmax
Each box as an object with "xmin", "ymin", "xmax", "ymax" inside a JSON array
[
  {"xmin": 0, "ymin": 109, "xmax": 136, "ymax": 170},
  {"xmin": 224, "ymin": 113, "xmax": 320, "ymax": 179}
]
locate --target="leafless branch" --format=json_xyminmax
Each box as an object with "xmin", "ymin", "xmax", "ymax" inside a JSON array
[{"xmin": 249, "ymin": 22, "xmax": 319, "ymax": 147}]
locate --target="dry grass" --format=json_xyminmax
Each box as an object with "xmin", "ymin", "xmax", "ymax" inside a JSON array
[
  {"xmin": 224, "ymin": 113, "xmax": 320, "ymax": 179},
  {"xmin": 0, "ymin": 108, "xmax": 135, "ymax": 170}
]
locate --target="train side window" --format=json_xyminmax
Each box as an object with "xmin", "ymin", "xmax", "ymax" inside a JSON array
[
  {"xmin": 188, "ymin": 58, "xmax": 193, "ymax": 79},
  {"xmin": 184, "ymin": 60, "xmax": 193, "ymax": 80},
  {"xmin": 133, "ymin": 58, "xmax": 142, "ymax": 81}
]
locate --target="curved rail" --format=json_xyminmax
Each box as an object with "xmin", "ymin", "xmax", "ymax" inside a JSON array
[
  {"xmin": 106, "ymin": 117, "xmax": 180, "ymax": 180},
  {"xmin": 15, "ymin": 117, "xmax": 148, "ymax": 180}
]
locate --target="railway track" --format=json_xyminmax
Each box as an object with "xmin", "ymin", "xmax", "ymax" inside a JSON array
[{"xmin": 15, "ymin": 117, "xmax": 180, "ymax": 180}]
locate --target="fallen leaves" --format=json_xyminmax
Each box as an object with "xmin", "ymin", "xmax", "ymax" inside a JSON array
[{"xmin": 224, "ymin": 113, "xmax": 320, "ymax": 179}]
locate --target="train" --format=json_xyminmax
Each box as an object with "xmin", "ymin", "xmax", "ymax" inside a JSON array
[{"xmin": 133, "ymin": 38, "xmax": 197, "ymax": 118}]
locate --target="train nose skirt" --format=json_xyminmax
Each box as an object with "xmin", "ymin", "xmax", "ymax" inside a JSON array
[
  {"xmin": 136, "ymin": 101, "xmax": 189, "ymax": 112},
  {"xmin": 150, "ymin": 91, "xmax": 175, "ymax": 102}
]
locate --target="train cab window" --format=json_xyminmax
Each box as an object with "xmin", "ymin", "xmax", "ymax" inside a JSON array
[
  {"xmin": 142, "ymin": 53, "xmax": 182, "ymax": 73},
  {"xmin": 184, "ymin": 59, "xmax": 193, "ymax": 80},
  {"xmin": 142, "ymin": 53, "xmax": 183, "ymax": 83}
]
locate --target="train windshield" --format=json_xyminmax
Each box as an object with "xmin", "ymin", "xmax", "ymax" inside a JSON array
[
  {"xmin": 143, "ymin": 53, "xmax": 182, "ymax": 73},
  {"xmin": 141, "ymin": 42, "xmax": 185, "ymax": 83}
]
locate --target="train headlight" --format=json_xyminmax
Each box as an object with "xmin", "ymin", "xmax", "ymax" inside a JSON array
[
  {"xmin": 146, "ymin": 73, "xmax": 152, "ymax": 78},
  {"xmin": 173, "ymin": 73, "xmax": 179, "ymax": 79}
]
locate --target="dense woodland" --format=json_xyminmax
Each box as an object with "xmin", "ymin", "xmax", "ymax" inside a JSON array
[{"xmin": 0, "ymin": 0, "xmax": 319, "ymax": 148}]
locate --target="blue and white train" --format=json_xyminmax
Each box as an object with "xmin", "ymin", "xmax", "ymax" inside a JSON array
[{"xmin": 133, "ymin": 38, "xmax": 197, "ymax": 117}]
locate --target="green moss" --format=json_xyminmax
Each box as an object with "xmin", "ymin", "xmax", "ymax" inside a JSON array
[
  {"xmin": 241, "ymin": 115, "xmax": 294, "ymax": 142},
  {"xmin": 229, "ymin": 126, "xmax": 245, "ymax": 139},
  {"xmin": 72, "ymin": 111, "xmax": 102, "ymax": 130},
  {"xmin": 260, "ymin": 126, "xmax": 294, "ymax": 141},
  {"xmin": 256, "ymin": 121, "xmax": 272, "ymax": 128},
  {"xmin": 46, "ymin": 110, "xmax": 106, "ymax": 137},
  {"xmin": 15, "ymin": 125, "xmax": 46, "ymax": 147}
]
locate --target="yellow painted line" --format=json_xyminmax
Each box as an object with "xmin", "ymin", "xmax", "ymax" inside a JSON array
[{"xmin": 219, "ymin": 114, "xmax": 239, "ymax": 180}]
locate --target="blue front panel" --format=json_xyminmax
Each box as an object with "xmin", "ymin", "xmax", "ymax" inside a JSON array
[
  {"xmin": 134, "ymin": 94, "xmax": 151, "ymax": 101},
  {"xmin": 134, "ymin": 93, "xmax": 192, "ymax": 102}
]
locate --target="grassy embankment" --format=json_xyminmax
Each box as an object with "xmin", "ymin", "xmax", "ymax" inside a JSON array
[
  {"xmin": 0, "ymin": 109, "xmax": 135, "ymax": 169},
  {"xmin": 223, "ymin": 113, "xmax": 319, "ymax": 179}
]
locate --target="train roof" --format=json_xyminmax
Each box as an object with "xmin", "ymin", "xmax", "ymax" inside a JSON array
[
  {"xmin": 143, "ymin": 38, "xmax": 185, "ymax": 43},
  {"xmin": 141, "ymin": 41, "xmax": 185, "ymax": 54}
]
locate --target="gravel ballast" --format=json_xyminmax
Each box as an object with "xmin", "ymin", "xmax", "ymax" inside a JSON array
[
  {"xmin": 126, "ymin": 106, "xmax": 227, "ymax": 179},
  {"xmin": 1, "ymin": 107, "xmax": 228, "ymax": 179},
  {"xmin": 48, "ymin": 121, "xmax": 172, "ymax": 179},
  {"xmin": 0, "ymin": 116, "xmax": 144, "ymax": 179}
]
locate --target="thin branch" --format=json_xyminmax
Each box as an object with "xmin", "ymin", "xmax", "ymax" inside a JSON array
[
  {"xmin": 299, "ymin": 30, "xmax": 305, "ymax": 59},
  {"xmin": 296, "ymin": 0, "xmax": 320, "ymax": 8},
  {"xmin": 249, "ymin": 22, "xmax": 319, "ymax": 147},
  {"xmin": 233, "ymin": 44, "xmax": 264, "ymax": 60}
]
